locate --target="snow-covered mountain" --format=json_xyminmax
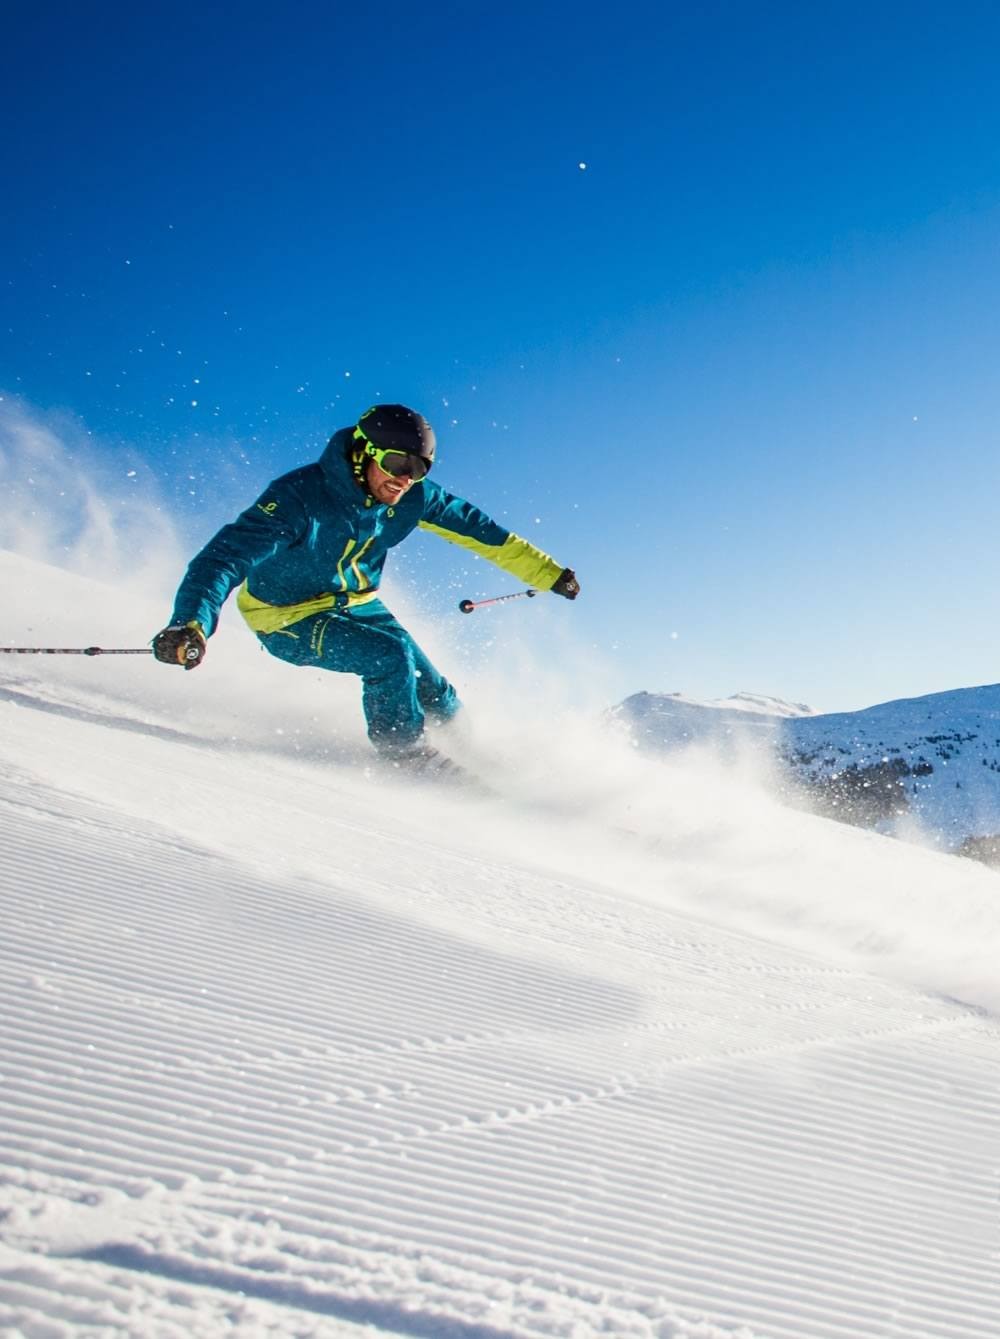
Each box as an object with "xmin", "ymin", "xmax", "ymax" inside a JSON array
[
  {"xmin": 613, "ymin": 684, "xmax": 1000, "ymax": 859},
  {"xmin": 619, "ymin": 689, "xmax": 817, "ymax": 728},
  {"xmin": 715, "ymin": 690, "xmax": 817, "ymax": 717},
  {"xmin": 609, "ymin": 690, "xmax": 816, "ymax": 749},
  {"xmin": 4, "ymin": 548, "xmax": 1000, "ymax": 1338}
]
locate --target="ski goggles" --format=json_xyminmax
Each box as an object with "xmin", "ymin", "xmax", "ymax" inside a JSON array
[{"xmin": 353, "ymin": 428, "xmax": 431, "ymax": 480}]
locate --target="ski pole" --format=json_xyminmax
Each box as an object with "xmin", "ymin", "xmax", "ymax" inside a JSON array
[
  {"xmin": 458, "ymin": 589, "xmax": 538, "ymax": 614},
  {"xmin": 0, "ymin": 645, "xmax": 154, "ymax": 657}
]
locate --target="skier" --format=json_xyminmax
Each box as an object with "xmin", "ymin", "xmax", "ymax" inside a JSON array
[{"xmin": 152, "ymin": 404, "xmax": 580, "ymax": 775}]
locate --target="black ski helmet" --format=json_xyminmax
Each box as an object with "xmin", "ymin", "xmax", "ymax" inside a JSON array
[{"xmin": 355, "ymin": 404, "xmax": 436, "ymax": 465}]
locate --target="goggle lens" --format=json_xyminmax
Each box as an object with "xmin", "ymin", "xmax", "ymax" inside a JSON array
[{"xmin": 374, "ymin": 448, "xmax": 430, "ymax": 480}]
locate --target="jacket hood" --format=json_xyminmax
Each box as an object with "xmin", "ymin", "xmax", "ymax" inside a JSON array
[{"xmin": 319, "ymin": 427, "xmax": 368, "ymax": 506}]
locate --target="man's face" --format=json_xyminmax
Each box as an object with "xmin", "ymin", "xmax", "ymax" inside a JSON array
[{"xmin": 365, "ymin": 457, "xmax": 419, "ymax": 505}]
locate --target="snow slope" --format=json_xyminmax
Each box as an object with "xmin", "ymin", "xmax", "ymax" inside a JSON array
[{"xmin": 3, "ymin": 550, "xmax": 1000, "ymax": 1339}]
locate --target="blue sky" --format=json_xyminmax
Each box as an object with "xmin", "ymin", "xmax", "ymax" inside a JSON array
[{"xmin": 4, "ymin": 1, "xmax": 1000, "ymax": 711}]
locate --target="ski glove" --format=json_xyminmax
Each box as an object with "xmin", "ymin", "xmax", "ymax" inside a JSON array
[
  {"xmin": 551, "ymin": 568, "xmax": 580, "ymax": 600},
  {"xmin": 153, "ymin": 622, "xmax": 207, "ymax": 670}
]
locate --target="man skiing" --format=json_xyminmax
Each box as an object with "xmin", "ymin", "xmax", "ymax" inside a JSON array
[{"xmin": 153, "ymin": 404, "xmax": 580, "ymax": 775}]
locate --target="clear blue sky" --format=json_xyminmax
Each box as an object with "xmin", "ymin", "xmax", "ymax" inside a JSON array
[{"xmin": 4, "ymin": 1, "xmax": 1000, "ymax": 711}]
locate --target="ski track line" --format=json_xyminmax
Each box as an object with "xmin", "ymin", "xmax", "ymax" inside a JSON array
[
  {"xmin": 3, "ymin": 743, "xmax": 1000, "ymax": 1337},
  {"xmin": 0, "ymin": 1243, "xmax": 381, "ymax": 1339},
  {"xmin": 225, "ymin": 1067, "xmax": 996, "ymax": 1245}
]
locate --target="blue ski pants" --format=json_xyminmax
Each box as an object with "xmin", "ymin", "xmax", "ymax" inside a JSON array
[{"xmin": 257, "ymin": 599, "xmax": 460, "ymax": 752}]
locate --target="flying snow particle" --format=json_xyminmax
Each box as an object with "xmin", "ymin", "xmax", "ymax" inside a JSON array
[
  {"xmin": 190, "ymin": 400, "xmax": 198, "ymax": 407},
  {"xmin": 578, "ymin": 162, "xmax": 587, "ymax": 170}
]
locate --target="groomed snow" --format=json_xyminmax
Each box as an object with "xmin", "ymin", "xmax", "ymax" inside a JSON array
[{"xmin": 2, "ymin": 551, "xmax": 999, "ymax": 1339}]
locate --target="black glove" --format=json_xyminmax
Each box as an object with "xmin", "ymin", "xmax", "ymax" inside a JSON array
[
  {"xmin": 551, "ymin": 568, "xmax": 580, "ymax": 600},
  {"xmin": 153, "ymin": 623, "xmax": 207, "ymax": 670}
]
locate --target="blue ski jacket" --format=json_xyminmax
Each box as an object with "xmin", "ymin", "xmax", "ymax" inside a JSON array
[{"xmin": 169, "ymin": 428, "xmax": 566, "ymax": 637}]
